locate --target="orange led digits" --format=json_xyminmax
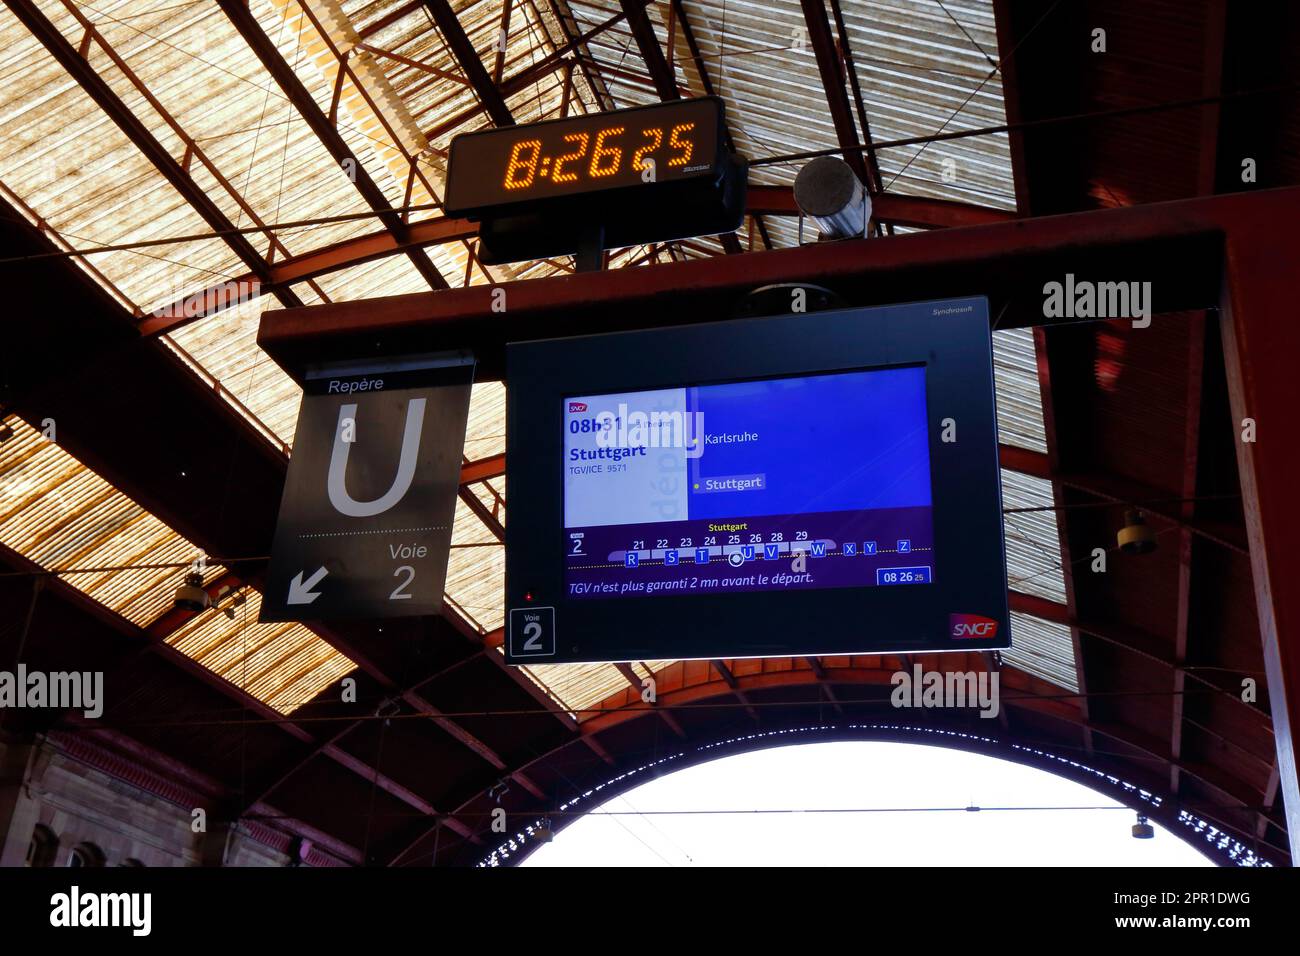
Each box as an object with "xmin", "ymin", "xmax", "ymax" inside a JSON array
[
  {"xmin": 503, "ymin": 138, "xmax": 542, "ymax": 189},
  {"xmin": 632, "ymin": 127, "xmax": 663, "ymax": 171},
  {"xmin": 667, "ymin": 122, "xmax": 695, "ymax": 167},
  {"xmin": 589, "ymin": 126, "xmax": 625, "ymax": 177},
  {"xmin": 551, "ymin": 132, "xmax": 588, "ymax": 183}
]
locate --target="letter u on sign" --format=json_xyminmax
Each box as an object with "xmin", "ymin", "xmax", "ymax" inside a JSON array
[{"xmin": 328, "ymin": 399, "xmax": 426, "ymax": 517}]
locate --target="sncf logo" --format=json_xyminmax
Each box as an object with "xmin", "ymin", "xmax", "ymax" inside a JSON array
[
  {"xmin": 950, "ymin": 614, "xmax": 999, "ymax": 638},
  {"xmin": 568, "ymin": 402, "xmax": 588, "ymax": 413}
]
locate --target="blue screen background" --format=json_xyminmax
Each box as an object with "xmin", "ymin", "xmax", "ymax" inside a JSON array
[{"xmin": 686, "ymin": 365, "xmax": 932, "ymax": 520}]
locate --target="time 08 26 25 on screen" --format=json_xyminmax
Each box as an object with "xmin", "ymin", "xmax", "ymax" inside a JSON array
[{"xmin": 445, "ymin": 99, "xmax": 721, "ymax": 213}]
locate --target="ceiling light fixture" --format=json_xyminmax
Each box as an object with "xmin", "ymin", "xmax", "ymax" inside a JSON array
[
  {"xmin": 793, "ymin": 156, "xmax": 871, "ymax": 242},
  {"xmin": 173, "ymin": 572, "xmax": 210, "ymax": 612},
  {"xmin": 1117, "ymin": 509, "xmax": 1157, "ymax": 554}
]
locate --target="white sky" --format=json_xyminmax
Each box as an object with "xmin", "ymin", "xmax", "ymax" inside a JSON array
[{"xmin": 521, "ymin": 741, "xmax": 1216, "ymax": 866}]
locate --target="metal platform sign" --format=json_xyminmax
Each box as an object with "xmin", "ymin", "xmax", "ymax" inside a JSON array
[{"xmin": 261, "ymin": 352, "xmax": 475, "ymax": 622}]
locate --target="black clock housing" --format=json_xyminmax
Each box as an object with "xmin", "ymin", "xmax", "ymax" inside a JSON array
[{"xmin": 444, "ymin": 97, "xmax": 747, "ymax": 264}]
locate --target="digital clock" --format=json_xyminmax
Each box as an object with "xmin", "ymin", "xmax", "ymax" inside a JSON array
[
  {"xmin": 444, "ymin": 98, "xmax": 746, "ymax": 264},
  {"xmin": 446, "ymin": 98, "xmax": 723, "ymax": 214}
]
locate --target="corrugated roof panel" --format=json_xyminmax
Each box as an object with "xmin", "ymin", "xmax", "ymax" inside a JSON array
[
  {"xmin": 465, "ymin": 381, "xmax": 506, "ymax": 461},
  {"xmin": 307, "ymin": 245, "xmax": 436, "ymax": 302},
  {"xmin": 0, "ymin": 2, "xmax": 242, "ymax": 313},
  {"xmin": 165, "ymin": 588, "xmax": 355, "ymax": 713},
  {"xmin": 992, "ymin": 327, "xmax": 1047, "ymax": 453},
  {"xmin": 523, "ymin": 661, "xmax": 632, "ymax": 717},
  {"xmin": 658, "ymin": 0, "xmax": 843, "ymax": 184},
  {"xmin": 838, "ymin": 0, "xmax": 1015, "ymax": 209},
  {"xmin": 0, "ymin": 416, "xmax": 354, "ymax": 713},
  {"xmin": 0, "ymin": 416, "xmax": 224, "ymax": 624},
  {"xmin": 166, "ymin": 298, "xmax": 303, "ymax": 448},
  {"xmin": 445, "ymin": 496, "xmax": 504, "ymax": 632},
  {"xmin": 1006, "ymin": 611, "xmax": 1078, "ymax": 693},
  {"xmin": 1001, "ymin": 468, "xmax": 1067, "ymax": 605},
  {"xmin": 81, "ymin": 533, "xmax": 207, "ymax": 627}
]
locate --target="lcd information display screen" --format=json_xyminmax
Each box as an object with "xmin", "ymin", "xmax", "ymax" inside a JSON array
[
  {"xmin": 563, "ymin": 366, "xmax": 935, "ymax": 600},
  {"xmin": 505, "ymin": 297, "xmax": 1010, "ymax": 664}
]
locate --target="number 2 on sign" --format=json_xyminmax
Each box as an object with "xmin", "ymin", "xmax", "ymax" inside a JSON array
[
  {"xmin": 391, "ymin": 565, "xmax": 415, "ymax": 600},
  {"xmin": 522, "ymin": 621, "xmax": 543, "ymax": 651}
]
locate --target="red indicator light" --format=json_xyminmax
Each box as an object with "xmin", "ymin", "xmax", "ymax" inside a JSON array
[{"xmin": 525, "ymin": 591, "xmax": 534, "ymax": 602}]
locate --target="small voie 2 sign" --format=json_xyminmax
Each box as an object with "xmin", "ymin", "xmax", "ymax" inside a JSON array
[{"xmin": 261, "ymin": 353, "xmax": 474, "ymax": 622}]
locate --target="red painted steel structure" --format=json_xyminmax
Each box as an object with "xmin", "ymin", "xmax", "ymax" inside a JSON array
[
  {"xmin": 259, "ymin": 185, "xmax": 1300, "ymax": 859},
  {"xmin": 1218, "ymin": 218, "xmax": 1300, "ymax": 861},
  {"xmin": 135, "ymin": 189, "xmax": 1011, "ymax": 335},
  {"xmin": 258, "ymin": 187, "xmax": 1261, "ymax": 375}
]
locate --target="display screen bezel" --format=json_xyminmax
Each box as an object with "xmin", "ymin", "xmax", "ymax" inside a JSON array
[{"xmin": 505, "ymin": 297, "xmax": 1009, "ymax": 664}]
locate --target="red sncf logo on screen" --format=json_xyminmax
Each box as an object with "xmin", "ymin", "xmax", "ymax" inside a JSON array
[
  {"xmin": 568, "ymin": 402, "xmax": 587, "ymax": 413},
  {"xmin": 950, "ymin": 614, "xmax": 999, "ymax": 638}
]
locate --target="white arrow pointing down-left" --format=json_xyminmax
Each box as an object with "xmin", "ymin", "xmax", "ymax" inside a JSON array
[{"xmin": 287, "ymin": 566, "xmax": 328, "ymax": 605}]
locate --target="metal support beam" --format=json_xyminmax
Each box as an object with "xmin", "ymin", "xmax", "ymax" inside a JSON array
[
  {"xmin": 1218, "ymin": 208, "xmax": 1300, "ymax": 862},
  {"xmin": 423, "ymin": 5, "xmax": 629, "ymax": 137},
  {"xmin": 619, "ymin": 0, "xmax": 678, "ymax": 100},
  {"xmin": 1170, "ymin": 316, "xmax": 1207, "ymax": 795},
  {"xmin": 421, "ymin": 0, "xmax": 515, "ymax": 126},
  {"xmin": 798, "ymin": 0, "xmax": 868, "ymax": 184},
  {"xmin": 9, "ymin": 0, "xmax": 302, "ymax": 308},
  {"xmin": 458, "ymin": 486, "xmax": 505, "ymax": 541},
  {"xmin": 451, "ymin": 661, "xmax": 1284, "ymax": 863},
  {"xmin": 711, "ymin": 660, "xmax": 759, "ymax": 721},
  {"xmin": 492, "ymin": 0, "xmax": 514, "ymax": 84},
  {"xmin": 827, "ymin": 0, "xmax": 882, "ymax": 193},
  {"xmin": 805, "ymin": 657, "xmax": 844, "ymax": 715},
  {"xmin": 258, "ymin": 186, "xmax": 1288, "ymax": 381},
  {"xmin": 137, "ymin": 188, "xmax": 1013, "ymax": 335},
  {"xmin": 1033, "ymin": 320, "xmax": 1093, "ymax": 756},
  {"xmin": 615, "ymin": 662, "xmax": 685, "ymax": 737},
  {"xmin": 219, "ymin": 0, "xmax": 450, "ymax": 291},
  {"xmin": 460, "ymin": 453, "xmax": 506, "ymax": 484},
  {"xmin": 401, "ymin": 688, "xmax": 547, "ymax": 799}
]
